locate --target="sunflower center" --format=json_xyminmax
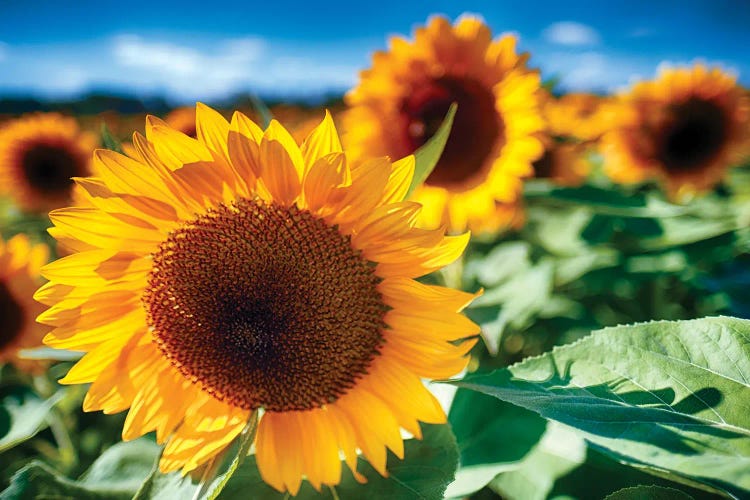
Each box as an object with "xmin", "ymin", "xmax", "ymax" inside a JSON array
[
  {"xmin": 402, "ymin": 76, "xmax": 503, "ymax": 188},
  {"xmin": 20, "ymin": 142, "xmax": 79, "ymax": 195},
  {"xmin": 532, "ymin": 148, "xmax": 555, "ymax": 179},
  {"xmin": 658, "ymin": 98, "xmax": 728, "ymax": 172},
  {"xmin": 144, "ymin": 198, "xmax": 387, "ymax": 412},
  {"xmin": 0, "ymin": 282, "xmax": 25, "ymax": 351}
]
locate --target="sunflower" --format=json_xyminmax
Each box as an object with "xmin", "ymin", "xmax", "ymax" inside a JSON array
[
  {"xmin": 0, "ymin": 234, "xmax": 49, "ymax": 370},
  {"xmin": 164, "ymin": 106, "xmax": 197, "ymax": 137},
  {"xmin": 532, "ymin": 137, "xmax": 591, "ymax": 186},
  {"xmin": 38, "ymin": 104, "xmax": 479, "ymax": 494},
  {"xmin": 602, "ymin": 64, "xmax": 750, "ymax": 198},
  {"xmin": 0, "ymin": 113, "xmax": 96, "ymax": 212},
  {"xmin": 542, "ymin": 91, "xmax": 620, "ymax": 142},
  {"xmin": 343, "ymin": 15, "xmax": 544, "ymax": 233}
]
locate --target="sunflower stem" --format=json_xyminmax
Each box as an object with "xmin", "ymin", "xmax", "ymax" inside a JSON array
[
  {"xmin": 328, "ymin": 485, "xmax": 341, "ymax": 500},
  {"xmin": 46, "ymin": 411, "xmax": 78, "ymax": 472},
  {"xmin": 440, "ymin": 254, "xmax": 464, "ymax": 290}
]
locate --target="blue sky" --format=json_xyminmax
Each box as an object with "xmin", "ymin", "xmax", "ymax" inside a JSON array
[{"xmin": 0, "ymin": 0, "xmax": 747, "ymax": 104}]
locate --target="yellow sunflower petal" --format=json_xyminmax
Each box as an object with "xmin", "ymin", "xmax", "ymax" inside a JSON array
[{"xmin": 300, "ymin": 110, "xmax": 343, "ymax": 168}]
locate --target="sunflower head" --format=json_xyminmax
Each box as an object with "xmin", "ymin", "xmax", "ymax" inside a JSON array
[
  {"xmin": 542, "ymin": 91, "xmax": 621, "ymax": 141},
  {"xmin": 38, "ymin": 104, "xmax": 479, "ymax": 494},
  {"xmin": 532, "ymin": 136, "xmax": 591, "ymax": 186},
  {"xmin": 343, "ymin": 14, "xmax": 544, "ymax": 233},
  {"xmin": 0, "ymin": 113, "xmax": 96, "ymax": 212},
  {"xmin": 602, "ymin": 64, "xmax": 750, "ymax": 198},
  {"xmin": 0, "ymin": 234, "xmax": 49, "ymax": 370}
]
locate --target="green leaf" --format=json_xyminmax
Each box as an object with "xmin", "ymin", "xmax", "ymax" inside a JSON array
[
  {"xmin": 471, "ymin": 260, "xmax": 554, "ymax": 354},
  {"xmin": 525, "ymin": 206, "xmax": 593, "ymax": 256},
  {"xmin": 489, "ymin": 422, "xmax": 586, "ymax": 500},
  {"xmin": 406, "ymin": 103, "xmax": 457, "ymax": 198},
  {"xmin": 78, "ymin": 439, "xmax": 160, "ymax": 494},
  {"xmin": 134, "ymin": 412, "xmax": 258, "ymax": 500},
  {"xmin": 550, "ymin": 446, "xmax": 711, "ymax": 499},
  {"xmin": 604, "ymin": 485, "xmax": 695, "ymax": 500},
  {"xmin": 100, "ymin": 123, "xmax": 124, "ymax": 154},
  {"xmin": 526, "ymin": 185, "xmax": 689, "ymax": 218},
  {"xmin": 0, "ymin": 390, "xmax": 65, "ymax": 453},
  {"xmin": 553, "ymin": 249, "xmax": 619, "ymax": 287},
  {"xmin": 465, "ymin": 242, "xmax": 531, "ymax": 288},
  {"xmin": 639, "ymin": 216, "xmax": 738, "ymax": 251},
  {"xmin": 1, "ymin": 439, "xmax": 159, "ymax": 499},
  {"xmin": 1, "ymin": 461, "xmax": 111, "ymax": 500},
  {"xmin": 450, "ymin": 316, "xmax": 750, "ymax": 498},
  {"xmin": 218, "ymin": 423, "xmax": 459, "ymax": 500},
  {"xmin": 445, "ymin": 389, "xmax": 546, "ymax": 498}
]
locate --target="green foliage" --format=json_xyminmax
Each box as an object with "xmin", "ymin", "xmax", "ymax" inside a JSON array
[
  {"xmin": 0, "ymin": 391, "xmax": 64, "ymax": 453},
  {"xmin": 487, "ymin": 423, "xmax": 586, "ymax": 500},
  {"xmin": 445, "ymin": 389, "xmax": 546, "ymax": 497},
  {"xmin": 464, "ymin": 180, "xmax": 745, "ymax": 366},
  {"xmin": 451, "ymin": 316, "xmax": 750, "ymax": 498},
  {"xmin": 1, "ymin": 439, "xmax": 159, "ymax": 499}
]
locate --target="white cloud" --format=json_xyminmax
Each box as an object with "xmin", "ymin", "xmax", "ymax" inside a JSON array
[
  {"xmin": 103, "ymin": 34, "xmax": 360, "ymax": 100},
  {"xmin": 529, "ymin": 47, "xmax": 653, "ymax": 93},
  {"xmin": 112, "ymin": 35, "xmax": 266, "ymax": 81},
  {"xmin": 113, "ymin": 35, "xmax": 206, "ymax": 75},
  {"xmin": 542, "ymin": 21, "xmax": 601, "ymax": 46},
  {"xmin": 557, "ymin": 51, "xmax": 609, "ymax": 87}
]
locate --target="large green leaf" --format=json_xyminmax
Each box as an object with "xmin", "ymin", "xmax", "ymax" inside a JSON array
[
  {"xmin": 1, "ymin": 439, "xmax": 159, "ymax": 499},
  {"xmin": 550, "ymin": 446, "xmax": 716, "ymax": 499},
  {"xmin": 219, "ymin": 423, "xmax": 458, "ymax": 500},
  {"xmin": 604, "ymin": 485, "xmax": 694, "ymax": 500},
  {"xmin": 406, "ymin": 103, "xmax": 457, "ymax": 198},
  {"xmin": 445, "ymin": 389, "xmax": 546, "ymax": 498},
  {"xmin": 450, "ymin": 316, "xmax": 750, "ymax": 498}
]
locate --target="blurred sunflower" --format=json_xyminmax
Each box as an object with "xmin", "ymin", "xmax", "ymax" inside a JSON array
[
  {"xmin": 38, "ymin": 104, "xmax": 479, "ymax": 494},
  {"xmin": 0, "ymin": 234, "xmax": 49, "ymax": 370},
  {"xmin": 164, "ymin": 106, "xmax": 197, "ymax": 137},
  {"xmin": 543, "ymin": 92, "xmax": 620, "ymax": 141},
  {"xmin": 602, "ymin": 64, "xmax": 750, "ymax": 198},
  {"xmin": 0, "ymin": 113, "xmax": 96, "ymax": 212},
  {"xmin": 532, "ymin": 138, "xmax": 591, "ymax": 186},
  {"xmin": 343, "ymin": 15, "xmax": 544, "ymax": 233}
]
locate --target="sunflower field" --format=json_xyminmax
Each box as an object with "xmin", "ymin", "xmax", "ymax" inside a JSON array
[{"xmin": 1, "ymin": 12, "xmax": 750, "ymax": 500}]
